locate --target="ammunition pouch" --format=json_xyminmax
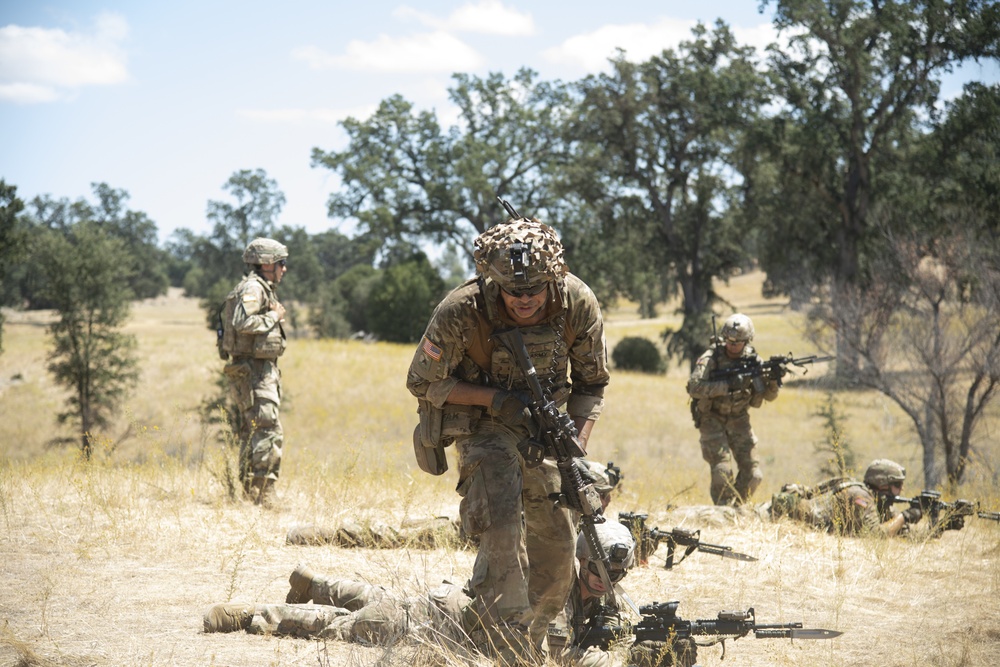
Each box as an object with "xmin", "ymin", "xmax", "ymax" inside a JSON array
[
  {"xmin": 516, "ymin": 438, "xmax": 546, "ymax": 468},
  {"xmin": 414, "ymin": 399, "xmax": 448, "ymax": 475}
]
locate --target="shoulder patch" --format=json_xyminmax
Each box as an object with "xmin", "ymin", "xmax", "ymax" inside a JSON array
[
  {"xmin": 242, "ymin": 294, "xmax": 259, "ymax": 303},
  {"xmin": 854, "ymin": 497, "xmax": 869, "ymax": 508},
  {"xmin": 421, "ymin": 336, "xmax": 443, "ymax": 361}
]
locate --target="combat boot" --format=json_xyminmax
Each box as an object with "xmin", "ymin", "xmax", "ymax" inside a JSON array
[
  {"xmin": 203, "ymin": 603, "xmax": 254, "ymax": 633},
  {"xmin": 250, "ymin": 477, "xmax": 277, "ymax": 508},
  {"xmin": 286, "ymin": 563, "xmax": 316, "ymax": 603}
]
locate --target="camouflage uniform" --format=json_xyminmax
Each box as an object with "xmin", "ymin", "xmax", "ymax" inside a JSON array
[
  {"xmin": 285, "ymin": 462, "xmax": 620, "ymax": 549},
  {"xmin": 547, "ymin": 521, "xmax": 696, "ymax": 667},
  {"xmin": 768, "ymin": 479, "xmax": 886, "ymax": 534},
  {"xmin": 687, "ymin": 342, "xmax": 778, "ymax": 505},
  {"xmin": 768, "ymin": 460, "xmax": 915, "ymax": 536},
  {"xmin": 548, "ymin": 565, "xmax": 622, "ymax": 667},
  {"xmin": 218, "ymin": 238, "xmax": 288, "ymax": 501},
  {"xmin": 406, "ymin": 220, "xmax": 610, "ymax": 651},
  {"xmin": 224, "ymin": 269, "xmax": 286, "ymax": 491},
  {"xmin": 249, "ymin": 578, "xmax": 476, "ymax": 649},
  {"xmin": 285, "ymin": 516, "xmax": 473, "ymax": 549}
]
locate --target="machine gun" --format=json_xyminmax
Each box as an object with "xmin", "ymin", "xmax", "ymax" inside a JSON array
[
  {"xmin": 576, "ymin": 600, "xmax": 842, "ymax": 657},
  {"xmin": 892, "ymin": 490, "xmax": 977, "ymax": 532},
  {"xmin": 708, "ymin": 353, "xmax": 833, "ymax": 392},
  {"xmin": 618, "ymin": 512, "xmax": 757, "ymax": 568},
  {"xmin": 492, "ymin": 326, "xmax": 638, "ymax": 615}
]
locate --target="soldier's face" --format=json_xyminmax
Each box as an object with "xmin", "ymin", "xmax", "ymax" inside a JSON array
[
  {"xmin": 500, "ymin": 284, "xmax": 549, "ymax": 325},
  {"xmin": 579, "ymin": 559, "xmax": 608, "ymax": 598},
  {"xmin": 724, "ymin": 339, "xmax": 746, "ymax": 359},
  {"xmin": 261, "ymin": 260, "xmax": 287, "ymax": 284}
]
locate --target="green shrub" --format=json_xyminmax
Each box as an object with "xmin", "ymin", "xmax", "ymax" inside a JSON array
[{"xmin": 612, "ymin": 336, "xmax": 665, "ymax": 374}]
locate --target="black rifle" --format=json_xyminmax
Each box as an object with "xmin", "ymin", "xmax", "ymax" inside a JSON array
[
  {"xmin": 618, "ymin": 512, "xmax": 757, "ymax": 568},
  {"xmin": 492, "ymin": 326, "xmax": 637, "ymax": 614},
  {"xmin": 892, "ymin": 490, "xmax": 977, "ymax": 532},
  {"xmin": 978, "ymin": 511, "xmax": 1000, "ymax": 523},
  {"xmin": 577, "ymin": 600, "xmax": 841, "ymax": 657},
  {"xmin": 708, "ymin": 353, "xmax": 834, "ymax": 391}
]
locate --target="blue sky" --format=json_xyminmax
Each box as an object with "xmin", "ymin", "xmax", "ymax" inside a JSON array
[{"xmin": 1, "ymin": 1, "xmax": 997, "ymax": 243}]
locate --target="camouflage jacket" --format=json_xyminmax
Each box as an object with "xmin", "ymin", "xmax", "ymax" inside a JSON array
[
  {"xmin": 772, "ymin": 479, "xmax": 886, "ymax": 535},
  {"xmin": 228, "ymin": 272, "xmax": 286, "ymax": 360},
  {"xmin": 406, "ymin": 274, "xmax": 609, "ymax": 424},
  {"xmin": 686, "ymin": 344, "xmax": 778, "ymax": 417}
]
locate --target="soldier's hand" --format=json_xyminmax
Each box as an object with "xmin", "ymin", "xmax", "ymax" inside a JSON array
[
  {"xmin": 901, "ymin": 507, "xmax": 923, "ymax": 524},
  {"xmin": 271, "ymin": 302, "xmax": 287, "ymax": 322},
  {"xmin": 489, "ymin": 390, "xmax": 533, "ymax": 429}
]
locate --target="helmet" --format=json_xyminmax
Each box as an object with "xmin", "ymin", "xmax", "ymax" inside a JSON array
[
  {"xmin": 473, "ymin": 218, "xmax": 567, "ymax": 292},
  {"xmin": 576, "ymin": 520, "xmax": 636, "ymax": 571},
  {"xmin": 720, "ymin": 313, "xmax": 754, "ymax": 342},
  {"xmin": 243, "ymin": 238, "xmax": 288, "ymax": 266},
  {"xmin": 864, "ymin": 459, "xmax": 906, "ymax": 488}
]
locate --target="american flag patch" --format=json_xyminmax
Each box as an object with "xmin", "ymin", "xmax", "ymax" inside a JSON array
[{"xmin": 422, "ymin": 336, "xmax": 443, "ymax": 361}]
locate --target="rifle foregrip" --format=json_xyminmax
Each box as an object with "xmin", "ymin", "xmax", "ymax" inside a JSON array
[{"xmin": 754, "ymin": 629, "xmax": 792, "ymax": 638}]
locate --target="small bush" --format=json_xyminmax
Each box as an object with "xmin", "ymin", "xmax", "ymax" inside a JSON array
[{"xmin": 612, "ymin": 336, "xmax": 665, "ymax": 374}]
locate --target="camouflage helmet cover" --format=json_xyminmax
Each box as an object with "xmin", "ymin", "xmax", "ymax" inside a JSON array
[
  {"xmin": 720, "ymin": 313, "xmax": 755, "ymax": 342},
  {"xmin": 243, "ymin": 238, "xmax": 289, "ymax": 265},
  {"xmin": 864, "ymin": 459, "xmax": 907, "ymax": 488},
  {"xmin": 575, "ymin": 520, "xmax": 636, "ymax": 570},
  {"xmin": 473, "ymin": 218, "xmax": 568, "ymax": 291}
]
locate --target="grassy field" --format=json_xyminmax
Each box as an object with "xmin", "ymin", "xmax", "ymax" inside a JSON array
[{"xmin": 1, "ymin": 275, "xmax": 998, "ymax": 667}]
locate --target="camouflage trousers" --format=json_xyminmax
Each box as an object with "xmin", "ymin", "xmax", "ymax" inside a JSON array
[
  {"xmin": 556, "ymin": 643, "xmax": 620, "ymax": 667},
  {"xmin": 698, "ymin": 411, "xmax": 761, "ymax": 506},
  {"xmin": 249, "ymin": 578, "xmax": 475, "ymax": 648},
  {"xmin": 285, "ymin": 517, "xmax": 471, "ymax": 550},
  {"xmin": 225, "ymin": 357, "xmax": 283, "ymax": 484},
  {"xmin": 456, "ymin": 419, "xmax": 576, "ymax": 650}
]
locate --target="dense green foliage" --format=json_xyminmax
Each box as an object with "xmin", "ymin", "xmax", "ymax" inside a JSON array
[
  {"xmin": 612, "ymin": 337, "xmax": 666, "ymax": 374},
  {"xmin": 33, "ymin": 222, "xmax": 140, "ymax": 459}
]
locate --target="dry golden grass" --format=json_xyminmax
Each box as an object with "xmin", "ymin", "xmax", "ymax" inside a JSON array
[{"xmin": 0, "ymin": 276, "xmax": 998, "ymax": 666}]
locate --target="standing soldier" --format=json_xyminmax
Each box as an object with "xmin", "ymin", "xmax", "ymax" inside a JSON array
[
  {"xmin": 219, "ymin": 238, "xmax": 288, "ymax": 507},
  {"xmin": 405, "ymin": 215, "xmax": 610, "ymax": 660},
  {"xmin": 686, "ymin": 314, "xmax": 779, "ymax": 506}
]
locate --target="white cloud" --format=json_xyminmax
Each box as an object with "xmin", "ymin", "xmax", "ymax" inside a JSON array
[
  {"xmin": 543, "ymin": 19, "xmax": 781, "ymax": 73},
  {"xmin": 237, "ymin": 104, "xmax": 379, "ymax": 124},
  {"xmin": 0, "ymin": 12, "xmax": 129, "ymax": 103},
  {"xmin": 394, "ymin": 1, "xmax": 535, "ymax": 36},
  {"xmin": 0, "ymin": 82, "xmax": 61, "ymax": 104},
  {"xmin": 542, "ymin": 17, "xmax": 698, "ymax": 72},
  {"xmin": 732, "ymin": 23, "xmax": 781, "ymax": 55},
  {"xmin": 293, "ymin": 31, "xmax": 484, "ymax": 73}
]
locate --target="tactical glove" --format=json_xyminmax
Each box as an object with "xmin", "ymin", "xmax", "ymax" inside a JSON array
[
  {"xmin": 489, "ymin": 390, "xmax": 534, "ymax": 429},
  {"xmin": 901, "ymin": 507, "xmax": 923, "ymax": 524}
]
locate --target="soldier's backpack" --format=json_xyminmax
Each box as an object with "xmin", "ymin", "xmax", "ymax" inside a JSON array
[{"xmin": 216, "ymin": 289, "xmax": 240, "ymax": 361}]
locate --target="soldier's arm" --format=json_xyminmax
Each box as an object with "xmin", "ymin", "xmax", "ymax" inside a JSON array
[
  {"xmin": 565, "ymin": 276, "xmax": 609, "ymax": 424},
  {"xmin": 406, "ymin": 294, "xmax": 481, "ymax": 407},
  {"xmin": 232, "ymin": 282, "xmax": 281, "ymax": 334},
  {"xmin": 687, "ymin": 352, "xmax": 729, "ymax": 398}
]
